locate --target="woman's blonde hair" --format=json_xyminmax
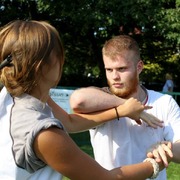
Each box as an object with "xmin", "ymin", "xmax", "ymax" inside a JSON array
[{"xmin": 0, "ymin": 20, "xmax": 64, "ymax": 96}]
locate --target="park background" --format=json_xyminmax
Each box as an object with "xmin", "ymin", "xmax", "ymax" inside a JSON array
[
  {"xmin": 0, "ymin": 0, "xmax": 180, "ymax": 90},
  {"xmin": 0, "ymin": 0, "xmax": 180, "ymax": 179}
]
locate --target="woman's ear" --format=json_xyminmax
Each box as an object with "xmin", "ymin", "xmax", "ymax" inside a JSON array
[{"xmin": 137, "ymin": 60, "xmax": 144, "ymax": 74}]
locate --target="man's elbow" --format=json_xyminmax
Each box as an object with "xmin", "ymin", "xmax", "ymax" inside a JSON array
[{"xmin": 70, "ymin": 92, "xmax": 85, "ymax": 113}]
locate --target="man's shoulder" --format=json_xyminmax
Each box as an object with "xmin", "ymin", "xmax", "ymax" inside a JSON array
[
  {"xmin": 147, "ymin": 89, "xmax": 162, "ymax": 96},
  {"xmin": 147, "ymin": 89, "xmax": 175, "ymax": 103},
  {"xmin": 147, "ymin": 89, "xmax": 171, "ymax": 97}
]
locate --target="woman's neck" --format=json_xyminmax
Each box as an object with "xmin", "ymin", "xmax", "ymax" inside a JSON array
[{"xmin": 30, "ymin": 86, "xmax": 50, "ymax": 103}]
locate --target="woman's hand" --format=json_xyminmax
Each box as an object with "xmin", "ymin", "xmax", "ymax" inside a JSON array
[{"xmin": 147, "ymin": 141, "xmax": 173, "ymax": 167}]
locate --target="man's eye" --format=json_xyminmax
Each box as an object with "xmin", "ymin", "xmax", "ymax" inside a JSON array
[
  {"xmin": 118, "ymin": 67, "xmax": 126, "ymax": 71},
  {"xmin": 106, "ymin": 69, "xmax": 113, "ymax": 72}
]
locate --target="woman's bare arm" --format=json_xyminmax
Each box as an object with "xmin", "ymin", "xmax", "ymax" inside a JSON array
[
  {"xmin": 48, "ymin": 97, "xmax": 163, "ymax": 133},
  {"xmin": 34, "ymin": 127, "xmax": 164, "ymax": 180}
]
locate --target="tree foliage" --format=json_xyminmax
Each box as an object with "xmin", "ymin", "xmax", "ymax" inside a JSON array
[{"xmin": 0, "ymin": 0, "xmax": 179, "ymax": 89}]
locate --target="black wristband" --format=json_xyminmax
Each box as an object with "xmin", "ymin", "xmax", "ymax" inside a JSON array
[{"xmin": 114, "ymin": 107, "xmax": 120, "ymax": 120}]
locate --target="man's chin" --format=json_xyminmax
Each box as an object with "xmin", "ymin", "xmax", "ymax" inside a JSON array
[
  {"xmin": 110, "ymin": 88, "xmax": 131, "ymax": 98},
  {"xmin": 110, "ymin": 88, "xmax": 124, "ymax": 97}
]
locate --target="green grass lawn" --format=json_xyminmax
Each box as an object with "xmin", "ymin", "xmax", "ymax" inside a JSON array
[
  {"xmin": 167, "ymin": 162, "xmax": 180, "ymax": 180},
  {"xmin": 62, "ymin": 132, "xmax": 180, "ymax": 180}
]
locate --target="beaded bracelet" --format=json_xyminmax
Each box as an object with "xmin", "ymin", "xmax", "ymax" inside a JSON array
[{"xmin": 143, "ymin": 158, "xmax": 159, "ymax": 179}]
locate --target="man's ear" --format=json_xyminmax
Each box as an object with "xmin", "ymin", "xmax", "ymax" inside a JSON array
[{"xmin": 137, "ymin": 60, "xmax": 144, "ymax": 74}]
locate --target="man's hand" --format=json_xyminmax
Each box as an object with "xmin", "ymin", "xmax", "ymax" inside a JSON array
[
  {"xmin": 147, "ymin": 141, "xmax": 173, "ymax": 167},
  {"xmin": 140, "ymin": 111, "xmax": 164, "ymax": 129},
  {"xmin": 121, "ymin": 98, "xmax": 164, "ymax": 129}
]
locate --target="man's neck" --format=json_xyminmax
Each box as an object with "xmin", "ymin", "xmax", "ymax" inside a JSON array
[
  {"xmin": 129, "ymin": 85, "xmax": 147, "ymax": 104},
  {"xmin": 138, "ymin": 85, "xmax": 148, "ymax": 104}
]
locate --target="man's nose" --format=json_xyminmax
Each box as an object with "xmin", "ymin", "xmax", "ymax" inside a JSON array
[{"xmin": 112, "ymin": 70, "xmax": 120, "ymax": 80}]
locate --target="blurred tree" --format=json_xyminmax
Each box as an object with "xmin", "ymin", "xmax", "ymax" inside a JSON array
[{"xmin": 0, "ymin": 0, "xmax": 179, "ymax": 89}]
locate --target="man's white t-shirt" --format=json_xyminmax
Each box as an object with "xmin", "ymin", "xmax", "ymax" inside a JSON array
[{"xmin": 90, "ymin": 89, "xmax": 180, "ymax": 180}]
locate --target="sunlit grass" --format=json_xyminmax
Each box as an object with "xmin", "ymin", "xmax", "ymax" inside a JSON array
[{"xmin": 167, "ymin": 162, "xmax": 180, "ymax": 180}]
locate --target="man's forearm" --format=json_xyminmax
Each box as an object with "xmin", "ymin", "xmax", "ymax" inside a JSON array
[
  {"xmin": 70, "ymin": 86, "xmax": 125, "ymax": 113},
  {"xmin": 172, "ymin": 140, "xmax": 180, "ymax": 163}
]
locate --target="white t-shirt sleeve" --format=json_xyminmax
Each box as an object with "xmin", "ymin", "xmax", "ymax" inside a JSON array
[{"xmin": 163, "ymin": 96, "xmax": 180, "ymax": 142}]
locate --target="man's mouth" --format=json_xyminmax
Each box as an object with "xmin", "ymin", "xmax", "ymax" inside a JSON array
[{"xmin": 113, "ymin": 83, "xmax": 123, "ymax": 88}]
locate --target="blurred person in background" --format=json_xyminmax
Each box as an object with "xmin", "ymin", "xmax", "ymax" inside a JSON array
[{"xmin": 162, "ymin": 73, "xmax": 174, "ymax": 93}]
